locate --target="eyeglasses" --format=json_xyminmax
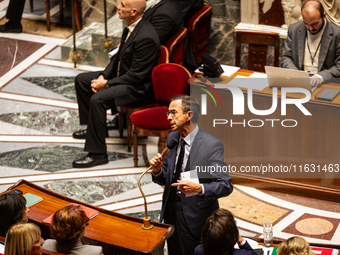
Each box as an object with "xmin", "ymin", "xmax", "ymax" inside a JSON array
[
  {"xmin": 166, "ymin": 110, "xmax": 189, "ymax": 117},
  {"xmin": 166, "ymin": 110, "xmax": 178, "ymax": 117}
]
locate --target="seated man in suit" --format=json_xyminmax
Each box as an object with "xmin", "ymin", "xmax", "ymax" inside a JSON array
[
  {"xmin": 150, "ymin": 95, "xmax": 233, "ymax": 255},
  {"xmin": 177, "ymin": 0, "xmax": 204, "ymax": 28},
  {"xmin": 177, "ymin": 0, "xmax": 204, "ymax": 73},
  {"xmin": 144, "ymin": 0, "xmax": 183, "ymax": 45},
  {"xmin": 106, "ymin": 0, "xmax": 183, "ymax": 130},
  {"xmin": 281, "ymin": 0, "xmax": 340, "ymax": 87},
  {"xmin": 72, "ymin": 0, "xmax": 161, "ymax": 168}
]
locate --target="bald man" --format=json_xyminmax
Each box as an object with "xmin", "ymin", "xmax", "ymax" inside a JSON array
[
  {"xmin": 72, "ymin": 0, "xmax": 160, "ymax": 168},
  {"xmin": 281, "ymin": 0, "xmax": 340, "ymax": 87}
]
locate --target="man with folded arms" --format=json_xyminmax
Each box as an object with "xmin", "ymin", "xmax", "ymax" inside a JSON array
[
  {"xmin": 150, "ymin": 95, "xmax": 233, "ymax": 255},
  {"xmin": 72, "ymin": 0, "xmax": 160, "ymax": 168},
  {"xmin": 281, "ymin": 0, "xmax": 340, "ymax": 87}
]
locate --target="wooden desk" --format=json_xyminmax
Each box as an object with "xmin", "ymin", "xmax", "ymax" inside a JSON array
[
  {"xmin": 3, "ymin": 180, "xmax": 173, "ymax": 255},
  {"xmin": 191, "ymin": 70, "xmax": 340, "ymax": 202}
]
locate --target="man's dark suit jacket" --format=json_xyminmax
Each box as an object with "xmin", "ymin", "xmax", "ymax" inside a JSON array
[
  {"xmin": 101, "ymin": 18, "xmax": 160, "ymax": 106},
  {"xmin": 177, "ymin": 0, "xmax": 204, "ymax": 27},
  {"xmin": 194, "ymin": 241, "xmax": 258, "ymax": 255},
  {"xmin": 152, "ymin": 128, "xmax": 233, "ymax": 238},
  {"xmin": 144, "ymin": 0, "xmax": 183, "ymax": 45},
  {"xmin": 281, "ymin": 20, "xmax": 340, "ymax": 82}
]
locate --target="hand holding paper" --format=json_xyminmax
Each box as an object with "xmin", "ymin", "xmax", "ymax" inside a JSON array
[{"xmin": 171, "ymin": 180, "xmax": 202, "ymax": 195}]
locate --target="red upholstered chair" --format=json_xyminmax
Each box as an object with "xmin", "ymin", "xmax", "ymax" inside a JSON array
[
  {"xmin": 130, "ymin": 63, "xmax": 191, "ymax": 166},
  {"xmin": 116, "ymin": 45, "xmax": 170, "ymax": 152},
  {"xmin": 189, "ymin": 5, "xmax": 212, "ymax": 66},
  {"xmin": 159, "ymin": 45, "xmax": 169, "ymax": 64},
  {"xmin": 165, "ymin": 27, "xmax": 187, "ymax": 65}
]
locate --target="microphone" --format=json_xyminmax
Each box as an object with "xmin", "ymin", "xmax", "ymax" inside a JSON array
[
  {"xmin": 138, "ymin": 137, "xmax": 178, "ymax": 230},
  {"xmin": 159, "ymin": 137, "xmax": 178, "ymax": 157}
]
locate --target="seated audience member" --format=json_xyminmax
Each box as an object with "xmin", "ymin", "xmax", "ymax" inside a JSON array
[
  {"xmin": 177, "ymin": 0, "xmax": 205, "ymax": 73},
  {"xmin": 194, "ymin": 208, "xmax": 257, "ymax": 255},
  {"xmin": 277, "ymin": 236, "xmax": 314, "ymax": 255},
  {"xmin": 281, "ymin": 0, "xmax": 340, "ymax": 87},
  {"xmin": 4, "ymin": 222, "xmax": 44, "ymax": 255},
  {"xmin": 43, "ymin": 204, "xmax": 103, "ymax": 255},
  {"xmin": 144, "ymin": 0, "xmax": 183, "ymax": 45},
  {"xmin": 71, "ymin": 0, "xmax": 161, "ymax": 168},
  {"xmin": 177, "ymin": 0, "xmax": 204, "ymax": 28},
  {"xmin": 0, "ymin": 192, "xmax": 29, "ymax": 237}
]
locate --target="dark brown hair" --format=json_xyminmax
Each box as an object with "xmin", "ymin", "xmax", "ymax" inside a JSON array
[
  {"xmin": 301, "ymin": 1, "xmax": 324, "ymax": 18},
  {"xmin": 50, "ymin": 204, "xmax": 89, "ymax": 245},
  {"xmin": 0, "ymin": 193, "xmax": 27, "ymax": 237},
  {"xmin": 171, "ymin": 95, "xmax": 201, "ymax": 123},
  {"xmin": 201, "ymin": 208, "xmax": 239, "ymax": 255}
]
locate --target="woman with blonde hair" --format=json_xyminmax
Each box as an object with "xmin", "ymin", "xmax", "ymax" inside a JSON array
[
  {"xmin": 43, "ymin": 204, "xmax": 103, "ymax": 255},
  {"xmin": 4, "ymin": 222, "xmax": 44, "ymax": 255},
  {"xmin": 277, "ymin": 236, "xmax": 315, "ymax": 255}
]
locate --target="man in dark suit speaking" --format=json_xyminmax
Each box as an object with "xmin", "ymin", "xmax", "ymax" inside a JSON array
[
  {"xmin": 150, "ymin": 95, "xmax": 233, "ymax": 255},
  {"xmin": 72, "ymin": 0, "xmax": 160, "ymax": 168},
  {"xmin": 281, "ymin": 0, "xmax": 340, "ymax": 87}
]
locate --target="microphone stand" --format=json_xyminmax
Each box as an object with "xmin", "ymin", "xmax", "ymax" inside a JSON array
[
  {"xmin": 103, "ymin": 0, "xmax": 114, "ymax": 50},
  {"xmin": 138, "ymin": 165, "xmax": 153, "ymax": 230},
  {"xmin": 137, "ymin": 138, "xmax": 177, "ymax": 230}
]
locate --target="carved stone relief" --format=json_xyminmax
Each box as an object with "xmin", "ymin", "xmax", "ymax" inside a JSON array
[
  {"xmin": 321, "ymin": 0, "xmax": 340, "ymax": 26},
  {"xmin": 281, "ymin": 0, "xmax": 302, "ymax": 28},
  {"xmin": 261, "ymin": 0, "xmax": 340, "ymax": 28}
]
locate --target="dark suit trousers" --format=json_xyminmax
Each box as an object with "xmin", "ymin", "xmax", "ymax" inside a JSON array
[
  {"xmin": 164, "ymin": 198, "xmax": 200, "ymax": 255},
  {"xmin": 6, "ymin": 0, "xmax": 26, "ymax": 23},
  {"xmin": 75, "ymin": 72, "xmax": 118, "ymax": 154}
]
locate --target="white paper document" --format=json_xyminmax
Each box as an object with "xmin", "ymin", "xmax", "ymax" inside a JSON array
[
  {"xmin": 108, "ymin": 47, "xmax": 119, "ymax": 58},
  {"xmin": 0, "ymin": 243, "xmax": 4, "ymax": 255},
  {"xmin": 180, "ymin": 170, "xmax": 200, "ymax": 197},
  {"xmin": 222, "ymin": 72, "xmax": 269, "ymax": 91},
  {"xmin": 220, "ymin": 64, "xmax": 240, "ymax": 77}
]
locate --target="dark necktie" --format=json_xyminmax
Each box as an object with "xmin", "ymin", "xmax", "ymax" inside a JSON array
[
  {"xmin": 117, "ymin": 27, "xmax": 129, "ymax": 77},
  {"xmin": 120, "ymin": 27, "xmax": 129, "ymax": 45},
  {"xmin": 174, "ymin": 139, "xmax": 186, "ymax": 182}
]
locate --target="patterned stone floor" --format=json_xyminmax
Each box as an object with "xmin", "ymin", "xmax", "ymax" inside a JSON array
[{"xmin": 1, "ymin": 7, "xmax": 340, "ymax": 250}]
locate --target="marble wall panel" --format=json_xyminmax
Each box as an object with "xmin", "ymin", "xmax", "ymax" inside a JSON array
[
  {"xmin": 0, "ymin": 144, "xmax": 132, "ymax": 172},
  {"xmin": 0, "ymin": 110, "xmax": 80, "ymax": 135},
  {"xmin": 43, "ymin": 179, "xmax": 145, "ymax": 203},
  {"xmin": 0, "ymin": 39, "xmax": 44, "ymax": 77},
  {"xmin": 81, "ymin": 0, "xmax": 120, "ymax": 27},
  {"xmin": 208, "ymin": 0, "xmax": 240, "ymax": 66}
]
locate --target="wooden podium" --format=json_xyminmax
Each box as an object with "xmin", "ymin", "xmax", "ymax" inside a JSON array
[{"xmin": 3, "ymin": 180, "xmax": 173, "ymax": 255}]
